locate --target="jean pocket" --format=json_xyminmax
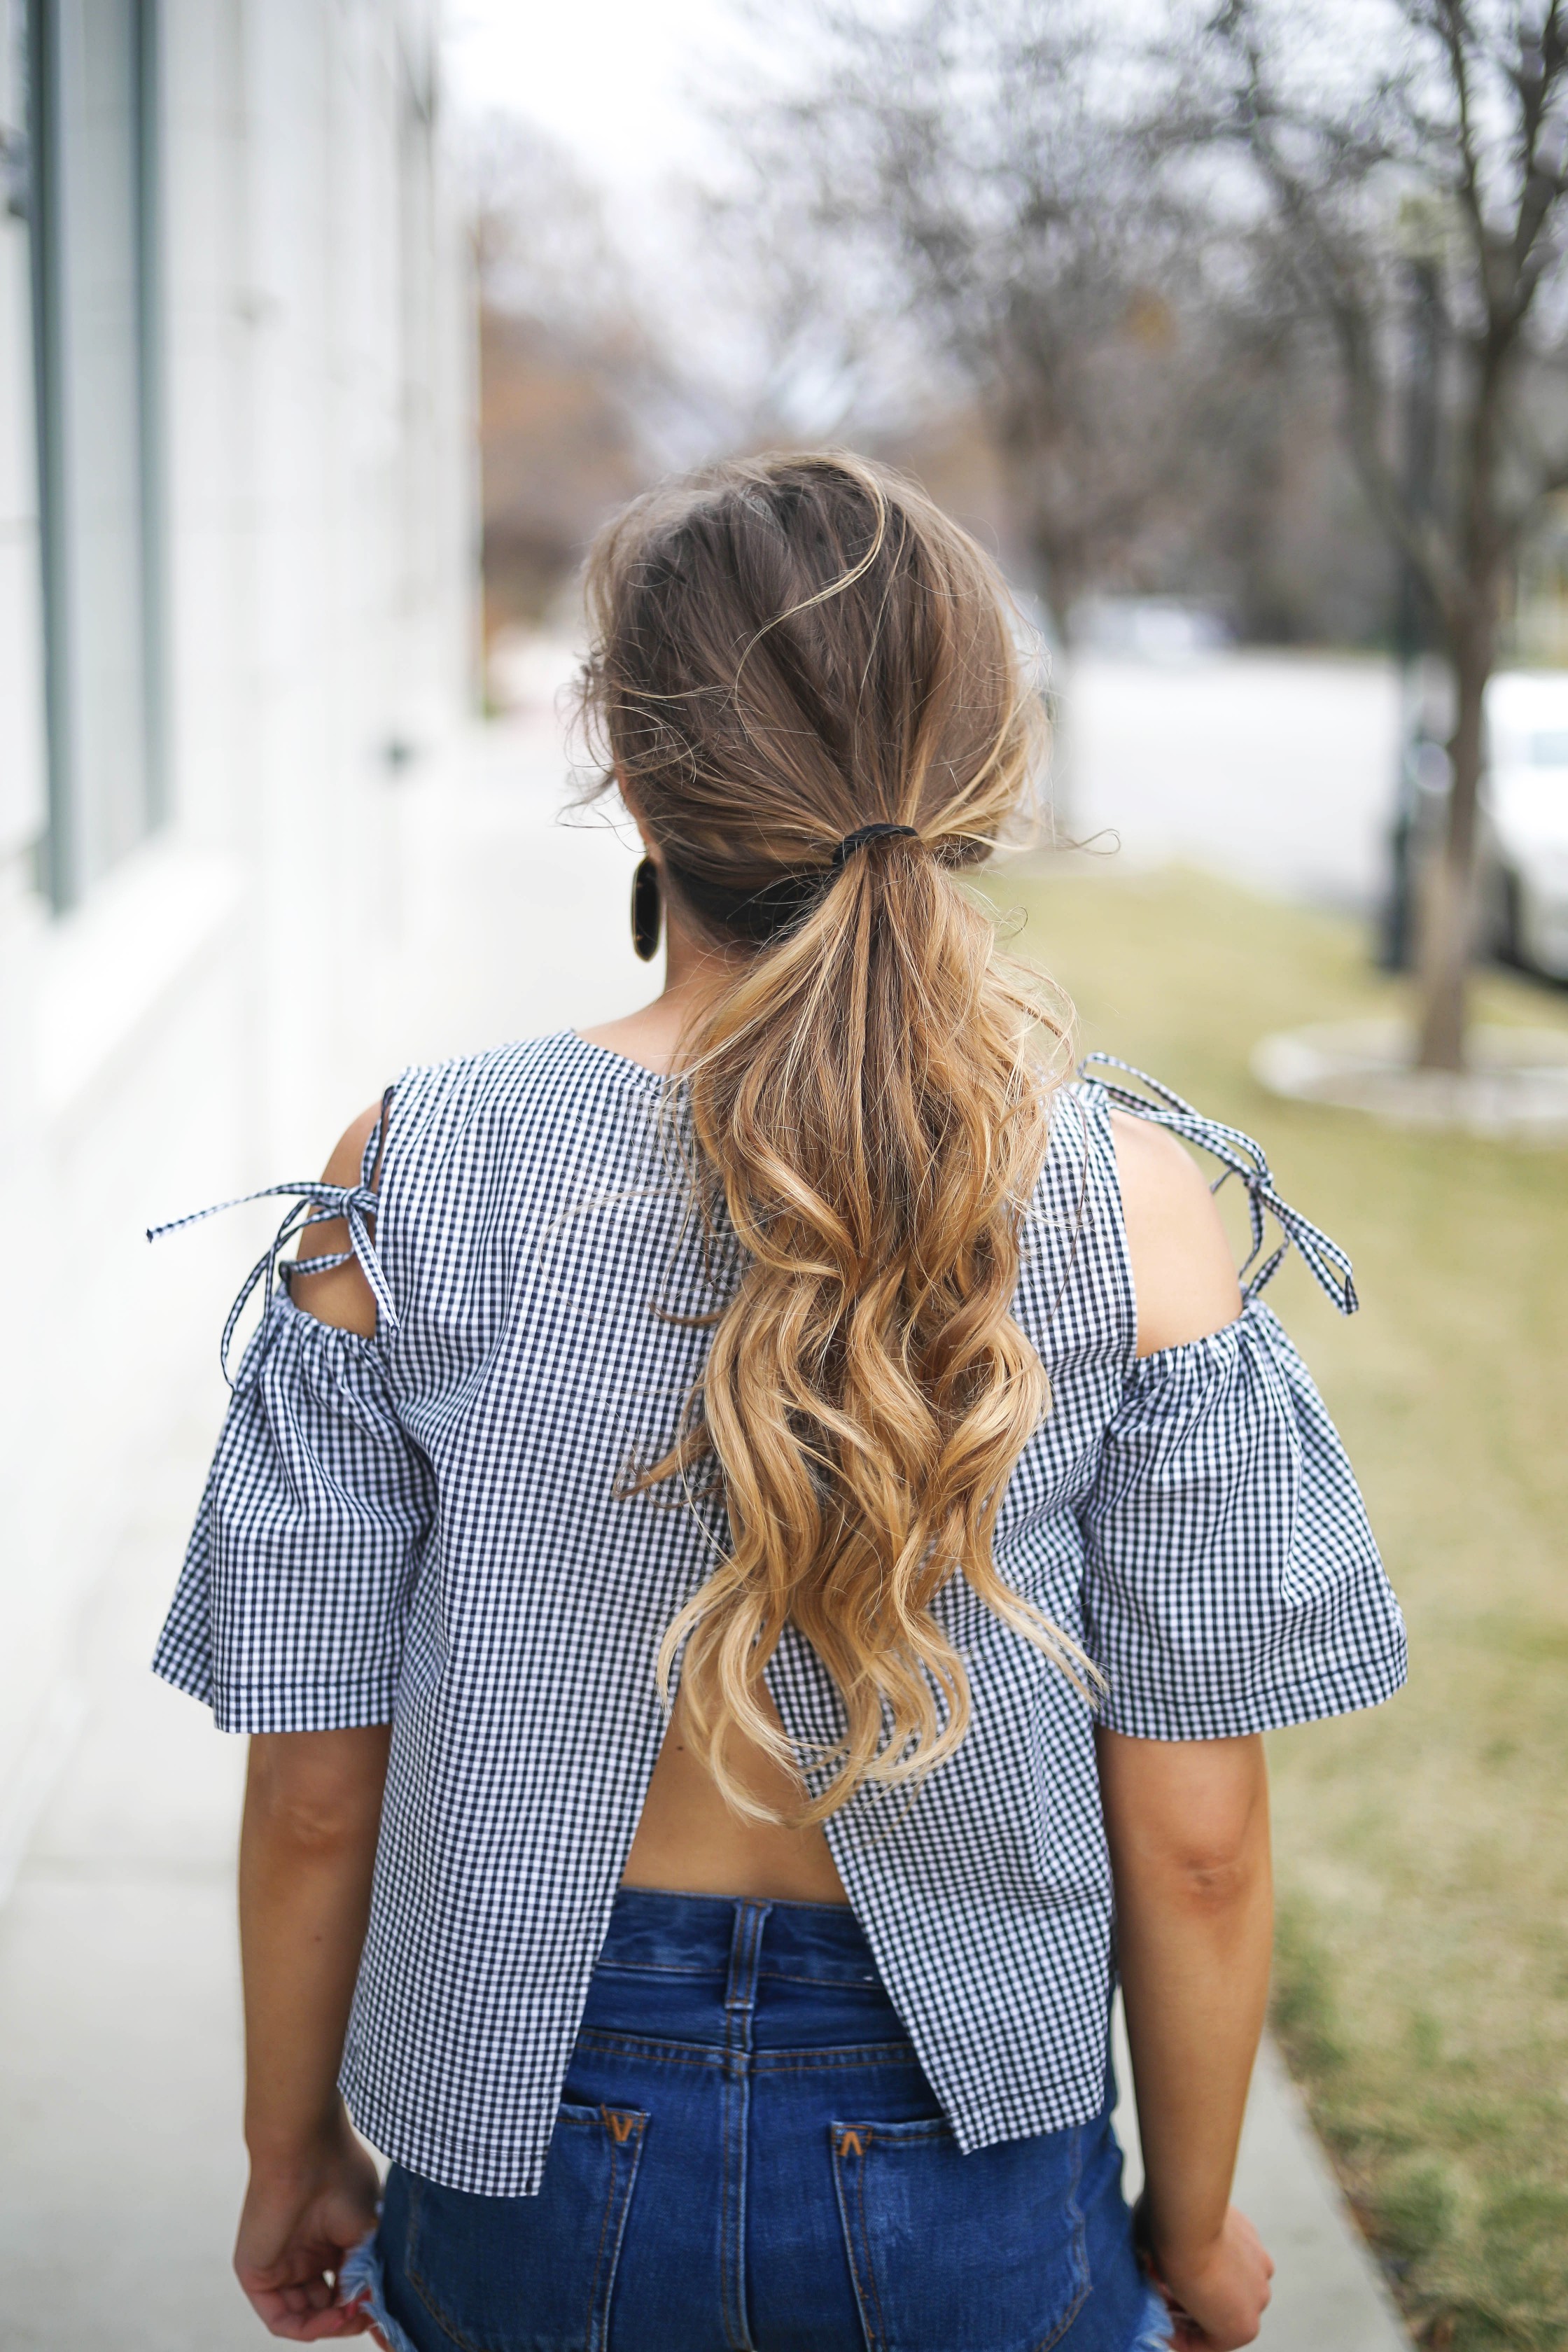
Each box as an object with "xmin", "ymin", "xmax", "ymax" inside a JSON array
[
  {"xmin": 830, "ymin": 2114, "xmax": 1090, "ymax": 2352},
  {"xmin": 400, "ymin": 2102, "xmax": 647, "ymax": 2352}
]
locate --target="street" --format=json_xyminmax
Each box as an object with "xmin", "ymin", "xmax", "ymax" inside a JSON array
[{"xmin": 1068, "ymin": 649, "xmax": 1401, "ymax": 911}]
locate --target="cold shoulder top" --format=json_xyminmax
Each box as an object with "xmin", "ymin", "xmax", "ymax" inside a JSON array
[{"xmin": 151, "ymin": 1037, "xmax": 1406, "ymax": 2197}]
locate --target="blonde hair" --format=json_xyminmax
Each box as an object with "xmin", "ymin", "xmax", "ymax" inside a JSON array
[{"xmin": 577, "ymin": 451, "xmax": 1096, "ymax": 1823}]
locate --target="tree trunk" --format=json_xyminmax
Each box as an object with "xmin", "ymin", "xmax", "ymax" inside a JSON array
[
  {"xmin": 1045, "ymin": 645, "xmax": 1075, "ymax": 843},
  {"xmin": 1032, "ymin": 536, "xmax": 1080, "ymax": 841},
  {"xmin": 1415, "ymin": 608, "xmax": 1492, "ymax": 1071}
]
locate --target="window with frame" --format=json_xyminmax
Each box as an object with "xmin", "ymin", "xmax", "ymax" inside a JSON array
[{"xmin": 27, "ymin": 0, "xmax": 164, "ymax": 911}]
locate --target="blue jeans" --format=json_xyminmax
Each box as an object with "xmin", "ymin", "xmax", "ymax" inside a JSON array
[{"xmin": 365, "ymin": 1888, "xmax": 1170, "ymax": 2352}]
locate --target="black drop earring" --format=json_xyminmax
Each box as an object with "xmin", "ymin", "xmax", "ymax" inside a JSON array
[{"xmin": 631, "ymin": 857, "xmax": 662, "ymax": 962}]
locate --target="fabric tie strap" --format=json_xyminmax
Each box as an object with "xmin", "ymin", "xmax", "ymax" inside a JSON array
[
  {"xmin": 1079, "ymin": 1053, "xmax": 1359, "ymax": 1315},
  {"xmin": 147, "ymin": 1175, "xmax": 398, "ymax": 1387}
]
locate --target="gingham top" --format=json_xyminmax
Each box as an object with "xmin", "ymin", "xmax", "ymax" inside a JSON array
[{"xmin": 152, "ymin": 1036, "xmax": 1406, "ymax": 2196}]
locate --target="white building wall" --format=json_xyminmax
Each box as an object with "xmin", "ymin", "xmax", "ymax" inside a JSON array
[
  {"xmin": 0, "ymin": 0, "xmax": 472, "ymax": 1860},
  {"xmin": 0, "ymin": 1, "xmax": 57, "ymax": 1868}
]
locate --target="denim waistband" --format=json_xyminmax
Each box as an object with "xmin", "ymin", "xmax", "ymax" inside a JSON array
[{"xmin": 599, "ymin": 1886, "xmax": 883, "ymax": 1989}]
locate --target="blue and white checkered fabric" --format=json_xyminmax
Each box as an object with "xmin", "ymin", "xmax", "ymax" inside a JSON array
[{"xmin": 153, "ymin": 1033, "xmax": 1406, "ymax": 2196}]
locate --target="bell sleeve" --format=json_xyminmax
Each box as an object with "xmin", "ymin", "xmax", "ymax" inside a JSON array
[
  {"xmin": 1079, "ymin": 1298, "xmax": 1407, "ymax": 1740},
  {"xmin": 153, "ymin": 1294, "xmax": 435, "ymax": 1732}
]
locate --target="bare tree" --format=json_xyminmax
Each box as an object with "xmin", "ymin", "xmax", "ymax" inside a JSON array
[
  {"xmin": 458, "ymin": 116, "xmax": 768, "ymax": 625},
  {"xmin": 462, "ymin": 112, "xmax": 636, "ymax": 335},
  {"xmin": 727, "ymin": 0, "xmax": 1268, "ymax": 644},
  {"xmin": 1191, "ymin": 0, "xmax": 1568, "ymax": 1068}
]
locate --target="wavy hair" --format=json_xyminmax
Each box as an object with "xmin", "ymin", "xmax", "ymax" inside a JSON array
[{"xmin": 576, "ymin": 451, "xmax": 1096, "ymax": 1824}]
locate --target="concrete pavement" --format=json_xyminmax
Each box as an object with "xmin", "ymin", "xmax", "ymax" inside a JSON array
[{"xmin": 0, "ymin": 694, "xmax": 1412, "ymax": 2346}]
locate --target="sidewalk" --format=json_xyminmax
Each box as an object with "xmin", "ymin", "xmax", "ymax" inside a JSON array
[
  {"xmin": 0, "ymin": 715, "xmax": 1411, "ymax": 2347},
  {"xmin": 0, "ymin": 1417, "xmax": 253, "ymax": 2350}
]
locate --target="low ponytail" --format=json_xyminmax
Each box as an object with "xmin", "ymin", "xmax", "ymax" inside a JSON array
[{"xmin": 578, "ymin": 451, "xmax": 1100, "ymax": 1823}]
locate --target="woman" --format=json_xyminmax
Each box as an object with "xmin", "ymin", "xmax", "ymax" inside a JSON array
[{"xmin": 154, "ymin": 454, "xmax": 1406, "ymax": 2351}]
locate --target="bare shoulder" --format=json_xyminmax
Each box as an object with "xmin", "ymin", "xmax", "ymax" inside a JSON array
[
  {"xmin": 1109, "ymin": 1109, "xmax": 1242, "ymax": 1358},
  {"xmin": 322, "ymin": 1102, "xmax": 384, "ymax": 1189},
  {"xmin": 288, "ymin": 1101, "xmax": 385, "ymax": 1337}
]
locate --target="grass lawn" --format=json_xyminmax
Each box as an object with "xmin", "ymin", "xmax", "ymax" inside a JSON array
[{"xmin": 1000, "ymin": 864, "xmax": 1568, "ymax": 2352}]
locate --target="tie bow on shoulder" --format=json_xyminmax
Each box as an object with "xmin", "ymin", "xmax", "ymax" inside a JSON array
[{"xmin": 1078, "ymin": 1054, "xmax": 1358, "ymax": 1316}]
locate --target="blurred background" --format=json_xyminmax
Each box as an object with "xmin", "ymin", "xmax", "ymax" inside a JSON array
[{"xmin": 1, "ymin": 4, "xmax": 1566, "ymax": 2348}]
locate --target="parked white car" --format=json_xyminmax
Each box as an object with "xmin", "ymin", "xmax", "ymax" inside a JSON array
[{"xmin": 1484, "ymin": 672, "xmax": 1568, "ymax": 980}]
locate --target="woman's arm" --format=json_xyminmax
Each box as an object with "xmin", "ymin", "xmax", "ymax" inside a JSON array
[
  {"xmin": 1098, "ymin": 1729, "xmax": 1275, "ymax": 2348},
  {"xmin": 1104, "ymin": 1108, "xmax": 1273, "ymax": 2345},
  {"xmin": 231, "ymin": 1103, "xmax": 396, "ymax": 2339},
  {"xmin": 234, "ymin": 1726, "xmax": 391, "ymax": 2339}
]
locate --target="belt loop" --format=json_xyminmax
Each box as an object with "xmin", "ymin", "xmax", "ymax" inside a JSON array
[
  {"xmin": 724, "ymin": 1898, "xmax": 771, "ymax": 2019},
  {"xmin": 719, "ymin": 1901, "xmax": 769, "ymax": 2351}
]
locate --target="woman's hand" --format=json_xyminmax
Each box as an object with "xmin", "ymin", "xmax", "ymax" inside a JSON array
[
  {"xmin": 234, "ymin": 2105, "xmax": 382, "ymax": 2340},
  {"xmin": 1148, "ymin": 2204, "xmax": 1275, "ymax": 2348}
]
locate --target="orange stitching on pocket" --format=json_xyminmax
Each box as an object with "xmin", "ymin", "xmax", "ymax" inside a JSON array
[
  {"xmin": 830, "ymin": 2124, "xmax": 889, "ymax": 2352},
  {"xmin": 854, "ymin": 2140, "xmax": 889, "ymax": 2351},
  {"xmin": 586, "ymin": 2106, "xmax": 648, "ymax": 2352},
  {"xmin": 832, "ymin": 2119, "xmax": 1088, "ymax": 2352}
]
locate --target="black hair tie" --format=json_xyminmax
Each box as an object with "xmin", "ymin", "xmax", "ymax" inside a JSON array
[
  {"xmin": 831, "ymin": 823, "xmax": 920, "ymax": 869},
  {"xmin": 663, "ymin": 824, "xmax": 925, "ymax": 946}
]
